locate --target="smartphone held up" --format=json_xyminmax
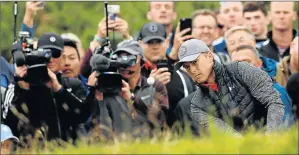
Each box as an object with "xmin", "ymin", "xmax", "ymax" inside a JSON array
[
  {"xmin": 107, "ymin": 5, "xmax": 120, "ymax": 20},
  {"xmin": 179, "ymin": 18, "xmax": 192, "ymax": 36}
]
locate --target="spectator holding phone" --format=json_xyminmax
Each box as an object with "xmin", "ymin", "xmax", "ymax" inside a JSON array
[
  {"xmin": 138, "ymin": 22, "xmax": 196, "ymax": 128},
  {"xmin": 81, "ymin": 16, "xmax": 133, "ymax": 78},
  {"xmin": 170, "ymin": 9, "xmax": 226, "ymax": 64}
]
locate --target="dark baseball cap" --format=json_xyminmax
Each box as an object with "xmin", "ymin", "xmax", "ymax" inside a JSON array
[
  {"xmin": 175, "ymin": 39, "xmax": 210, "ymax": 70},
  {"xmin": 37, "ymin": 33, "xmax": 64, "ymax": 58},
  {"xmin": 139, "ymin": 22, "xmax": 167, "ymax": 43},
  {"xmin": 113, "ymin": 40, "xmax": 145, "ymax": 60}
]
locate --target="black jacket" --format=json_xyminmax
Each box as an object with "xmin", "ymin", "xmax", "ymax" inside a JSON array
[
  {"xmin": 3, "ymin": 73, "xmax": 90, "ymax": 142},
  {"xmin": 260, "ymin": 30, "xmax": 297, "ymax": 61}
]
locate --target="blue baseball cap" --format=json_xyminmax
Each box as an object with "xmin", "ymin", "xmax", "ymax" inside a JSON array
[{"xmin": 1, "ymin": 124, "xmax": 19, "ymax": 143}]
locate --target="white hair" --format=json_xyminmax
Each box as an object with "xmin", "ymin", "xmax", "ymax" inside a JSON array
[
  {"xmin": 61, "ymin": 33, "xmax": 82, "ymax": 49},
  {"xmin": 224, "ymin": 26, "xmax": 255, "ymax": 42}
]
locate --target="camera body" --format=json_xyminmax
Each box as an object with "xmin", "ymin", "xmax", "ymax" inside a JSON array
[
  {"xmin": 92, "ymin": 45, "xmax": 137, "ymax": 95},
  {"xmin": 13, "ymin": 31, "xmax": 52, "ymax": 85},
  {"xmin": 24, "ymin": 48, "xmax": 52, "ymax": 85},
  {"xmin": 19, "ymin": 31, "xmax": 34, "ymax": 53}
]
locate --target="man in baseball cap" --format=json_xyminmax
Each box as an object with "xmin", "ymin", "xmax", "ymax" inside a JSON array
[
  {"xmin": 1, "ymin": 124, "xmax": 19, "ymax": 154},
  {"xmin": 138, "ymin": 22, "xmax": 169, "ymax": 69},
  {"xmin": 114, "ymin": 40, "xmax": 169, "ymax": 131},
  {"xmin": 139, "ymin": 22, "xmax": 167, "ymax": 43},
  {"xmin": 176, "ymin": 38, "xmax": 285, "ymax": 135},
  {"xmin": 113, "ymin": 40, "xmax": 145, "ymax": 80},
  {"xmin": 37, "ymin": 32, "xmax": 64, "ymax": 73},
  {"xmin": 175, "ymin": 39, "xmax": 211, "ymax": 73}
]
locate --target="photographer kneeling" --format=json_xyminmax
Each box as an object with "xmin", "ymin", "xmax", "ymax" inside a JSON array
[{"xmin": 3, "ymin": 33, "xmax": 89, "ymax": 146}]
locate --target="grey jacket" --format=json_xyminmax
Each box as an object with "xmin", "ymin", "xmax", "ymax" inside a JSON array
[{"xmin": 190, "ymin": 61, "xmax": 284, "ymax": 134}]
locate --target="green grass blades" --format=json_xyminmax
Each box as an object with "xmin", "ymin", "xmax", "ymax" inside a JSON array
[{"xmin": 15, "ymin": 123, "xmax": 298, "ymax": 154}]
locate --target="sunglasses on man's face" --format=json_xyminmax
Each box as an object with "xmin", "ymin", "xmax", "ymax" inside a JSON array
[
  {"xmin": 50, "ymin": 48, "xmax": 62, "ymax": 58},
  {"xmin": 147, "ymin": 39, "xmax": 163, "ymax": 45}
]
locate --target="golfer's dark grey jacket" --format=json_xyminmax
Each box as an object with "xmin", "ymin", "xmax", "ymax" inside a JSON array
[{"xmin": 188, "ymin": 61, "xmax": 284, "ymax": 133}]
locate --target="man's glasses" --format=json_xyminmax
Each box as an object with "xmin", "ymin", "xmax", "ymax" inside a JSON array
[{"xmin": 147, "ymin": 39, "xmax": 163, "ymax": 44}]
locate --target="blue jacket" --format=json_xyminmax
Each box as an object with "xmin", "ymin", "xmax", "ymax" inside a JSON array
[
  {"xmin": 260, "ymin": 56, "xmax": 293, "ymax": 125},
  {"xmin": 1, "ymin": 57, "xmax": 14, "ymax": 87},
  {"xmin": 21, "ymin": 23, "xmax": 36, "ymax": 38}
]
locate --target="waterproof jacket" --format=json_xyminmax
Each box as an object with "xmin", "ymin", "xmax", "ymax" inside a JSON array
[{"xmin": 189, "ymin": 61, "xmax": 284, "ymax": 133}]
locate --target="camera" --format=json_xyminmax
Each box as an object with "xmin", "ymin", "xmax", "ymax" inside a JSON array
[
  {"xmin": 91, "ymin": 46, "xmax": 137, "ymax": 95},
  {"xmin": 13, "ymin": 31, "xmax": 52, "ymax": 85},
  {"xmin": 14, "ymin": 48, "xmax": 52, "ymax": 85},
  {"xmin": 19, "ymin": 31, "xmax": 34, "ymax": 53}
]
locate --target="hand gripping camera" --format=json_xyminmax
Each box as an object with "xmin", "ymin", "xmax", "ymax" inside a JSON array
[{"xmin": 12, "ymin": 31, "xmax": 52, "ymax": 85}]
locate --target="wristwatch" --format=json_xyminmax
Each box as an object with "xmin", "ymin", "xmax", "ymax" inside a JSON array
[{"xmin": 130, "ymin": 93, "xmax": 135, "ymax": 101}]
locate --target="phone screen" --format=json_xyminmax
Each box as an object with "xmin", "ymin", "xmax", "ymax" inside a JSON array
[
  {"xmin": 107, "ymin": 5, "xmax": 120, "ymax": 20},
  {"xmin": 180, "ymin": 18, "xmax": 192, "ymax": 36}
]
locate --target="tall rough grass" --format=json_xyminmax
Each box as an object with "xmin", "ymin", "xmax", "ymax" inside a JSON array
[{"xmin": 16, "ymin": 122, "xmax": 298, "ymax": 154}]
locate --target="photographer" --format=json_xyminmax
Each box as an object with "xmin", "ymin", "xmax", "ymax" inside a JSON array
[
  {"xmin": 3, "ymin": 33, "xmax": 90, "ymax": 145},
  {"xmin": 113, "ymin": 40, "xmax": 169, "ymax": 135},
  {"xmin": 138, "ymin": 22, "xmax": 196, "ymax": 128}
]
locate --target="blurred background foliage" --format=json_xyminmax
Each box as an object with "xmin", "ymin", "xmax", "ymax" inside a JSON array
[{"xmin": 1, "ymin": 1, "xmax": 298, "ymax": 60}]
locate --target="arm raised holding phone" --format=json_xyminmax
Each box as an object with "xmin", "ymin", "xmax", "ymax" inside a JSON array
[{"xmin": 168, "ymin": 20, "xmax": 193, "ymax": 61}]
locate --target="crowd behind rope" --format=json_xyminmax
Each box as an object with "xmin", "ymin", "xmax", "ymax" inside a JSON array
[{"xmin": 1, "ymin": 1, "xmax": 298, "ymax": 153}]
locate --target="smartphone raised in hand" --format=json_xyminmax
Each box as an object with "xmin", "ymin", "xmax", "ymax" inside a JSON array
[
  {"xmin": 107, "ymin": 5, "xmax": 120, "ymax": 20},
  {"xmin": 179, "ymin": 18, "xmax": 192, "ymax": 36}
]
